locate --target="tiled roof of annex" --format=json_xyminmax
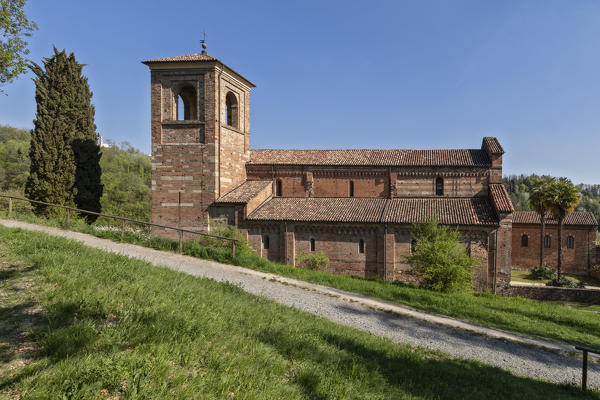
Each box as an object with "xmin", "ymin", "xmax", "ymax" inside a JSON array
[
  {"xmin": 513, "ymin": 211, "xmax": 598, "ymax": 226},
  {"xmin": 215, "ymin": 180, "xmax": 272, "ymax": 204},
  {"xmin": 143, "ymin": 53, "xmax": 219, "ymax": 64},
  {"xmin": 246, "ymin": 197, "xmax": 500, "ymax": 226},
  {"xmin": 249, "ymin": 149, "xmax": 491, "ymax": 167},
  {"xmin": 489, "ymin": 184, "xmax": 514, "ymax": 213},
  {"xmin": 482, "ymin": 137, "xmax": 504, "ymax": 154}
]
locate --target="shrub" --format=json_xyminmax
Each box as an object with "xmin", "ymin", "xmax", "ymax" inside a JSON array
[
  {"xmin": 405, "ymin": 218, "xmax": 480, "ymax": 293},
  {"xmin": 296, "ymin": 251, "xmax": 329, "ymax": 270},
  {"xmin": 546, "ymin": 277, "xmax": 585, "ymax": 289},
  {"xmin": 529, "ymin": 264, "xmax": 557, "ymax": 280}
]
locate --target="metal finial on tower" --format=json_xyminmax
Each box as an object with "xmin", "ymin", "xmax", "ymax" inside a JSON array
[{"xmin": 200, "ymin": 30, "xmax": 207, "ymax": 54}]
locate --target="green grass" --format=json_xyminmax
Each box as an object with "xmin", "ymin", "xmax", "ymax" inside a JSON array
[
  {"xmin": 0, "ymin": 226, "xmax": 598, "ymax": 399},
  {"xmin": 511, "ymin": 269, "xmax": 600, "ymax": 287},
  {"xmin": 3, "ymin": 210, "xmax": 600, "ymax": 350}
]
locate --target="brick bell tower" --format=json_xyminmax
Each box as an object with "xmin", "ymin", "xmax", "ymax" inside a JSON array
[{"xmin": 143, "ymin": 44, "xmax": 255, "ymax": 237}]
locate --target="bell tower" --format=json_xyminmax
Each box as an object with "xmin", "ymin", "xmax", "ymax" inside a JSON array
[{"xmin": 143, "ymin": 47, "xmax": 254, "ymax": 236}]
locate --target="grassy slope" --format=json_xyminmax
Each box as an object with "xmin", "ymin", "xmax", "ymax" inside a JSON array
[
  {"xmin": 2, "ymin": 210, "xmax": 600, "ymax": 349},
  {"xmin": 0, "ymin": 226, "xmax": 597, "ymax": 399}
]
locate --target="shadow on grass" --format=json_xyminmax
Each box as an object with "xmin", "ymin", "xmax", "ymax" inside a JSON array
[{"xmin": 256, "ymin": 325, "xmax": 598, "ymax": 400}]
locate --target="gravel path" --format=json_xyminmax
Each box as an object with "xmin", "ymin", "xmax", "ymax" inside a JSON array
[{"xmin": 1, "ymin": 219, "xmax": 598, "ymax": 389}]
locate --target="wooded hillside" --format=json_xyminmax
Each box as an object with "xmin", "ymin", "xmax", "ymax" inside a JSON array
[{"xmin": 0, "ymin": 125, "xmax": 151, "ymax": 221}]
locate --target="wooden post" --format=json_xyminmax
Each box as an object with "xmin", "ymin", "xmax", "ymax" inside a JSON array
[
  {"xmin": 66, "ymin": 209, "xmax": 70, "ymax": 225},
  {"xmin": 232, "ymin": 241, "xmax": 236, "ymax": 259},
  {"xmin": 121, "ymin": 221, "xmax": 125, "ymax": 238},
  {"xmin": 8, "ymin": 197, "xmax": 12, "ymax": 218},
  {"xmin": 179, "ymin": 230, "xmax": 183, "ymax": 254},
  {"xmin": 582, "ymin": 349, "xmax": 588, "ymax": 390}
]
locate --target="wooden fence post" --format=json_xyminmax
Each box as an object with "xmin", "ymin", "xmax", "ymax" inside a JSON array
[
  {"xmin": 179, "ymin": 230, "xmax": 183, "ymax": 254},
  {"xmin": 232, "ymin": 241, "xmax": 236, "ymax": 258},
  {"xmin": 121, "ymin": 221, "xmax": 125, "ymax": 239},
  {"xmin": 8, "ymin": 197, "xmax": 12, "ymax": 218},
  {"xmin": 66, "ymin": 209, "xmax": 70, "ymax": 225}
]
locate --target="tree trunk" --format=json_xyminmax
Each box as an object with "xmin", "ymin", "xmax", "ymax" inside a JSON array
[
  {"xmin": 539, "ymin": 212, "xmax": 545, "ymax": 268},
  {"xmin": 557, "ymin": 215, "xmax": 564, "ymax": 281}
]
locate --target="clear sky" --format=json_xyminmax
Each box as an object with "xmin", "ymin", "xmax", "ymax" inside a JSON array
[{"xmin": 1, "ymin": 0, "xmax": 599, "ymax": 183}]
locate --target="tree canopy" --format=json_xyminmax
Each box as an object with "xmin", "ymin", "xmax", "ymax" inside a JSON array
[{"xmin": 0, "ymin": 0, "xmax": 37, "ymax": 88}]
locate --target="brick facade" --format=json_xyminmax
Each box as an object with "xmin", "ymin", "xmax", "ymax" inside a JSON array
[
  {"xmin": 146, "ymin": 51, "xmax": 515, "ymax": 291},
  {"xmin": 511, "ymin": 221, "xmax": 597, "ymax": 274}
]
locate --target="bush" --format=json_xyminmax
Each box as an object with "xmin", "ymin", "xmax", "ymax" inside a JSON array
[
  {"xmin": 405, "ymin": 218, "xmax": 480, "ymax": 293},
  {"xmin": 296, "ymin": 251, "xmax": 329, "ymax": 270},
  {"xmin": 529, "ymin": 264, "xmax": 557, "ymax": 280},
  {"xmin": 546, "ymin": 277, "xmax": 585, "ymax": 288}
]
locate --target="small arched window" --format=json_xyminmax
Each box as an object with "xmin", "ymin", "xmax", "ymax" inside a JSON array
[
  {"xmin": 521, "ymin": 235, "xmax": 528, "ymax": 247},
  {"xmin": 544, "ymin": 235, "xmax": 551, "ymax": 249},
  {"xmin": 349, "ymin": 181, "xmax": 354, "ymax": 197},
  {"xmin": 225, "ymin": 91, "xmax": 239, "ymax": 128},
  {"xmin": 567, "ymin": 235, "xmax": 574, "ymax": 249},
  {"xmin": 359, "ymin": 239, "xmax": 364, "ymax": 254},
  {"xmin": 276, "ymin": 180, "xmax": 282, "ymax": 197},
  {"xmin": 310, "ymin": 238, "xmax": 315, "ymax": 252},
  {"xmin": 435, "ymin": 177, "xmax": 444, "ymax": 196},
  {"xmin": 263, "ymin": 235, "xmax": 270, "ymax": 250},
  {"xmin": 175, "ymin": 85, "xmax": 197, "ymax": 120}
]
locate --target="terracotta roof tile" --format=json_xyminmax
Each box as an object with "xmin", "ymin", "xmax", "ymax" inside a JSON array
[
  {"xmin": 143, "ymin": 53, "xmax": 218, "ymax": 64},
  {"xmin": 249, "ymin": 149, "xmax": 491, "ymax": 167},
  {"xmin": 215, "ymin": 180, "xmax": 272, "ymax": 204},
  {"xmin": 513, "ymin": 211, "xmax": 598, "ymax": 226},
  {"xmin": 247, "ymin": 197, "xmax": 499, "ymax": 225},
  {"xmin": 383, "ymin": 198, "xmax": 499, "ymax": 225},
  {"xmin": 247, "ymin": 198, "xmax": 387, "ymax": 223},
  {"xmin": 489, "ymin": 184, "xmax": 514, "ymax": 213},
  {"xmin": 482, "ymin": 137, "xmax": 504, "ymax": 154}
]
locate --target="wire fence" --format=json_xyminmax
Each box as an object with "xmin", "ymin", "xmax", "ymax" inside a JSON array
[{"xmin": 0, "ymin": 194, "xmax": 237, "ymax": 257}]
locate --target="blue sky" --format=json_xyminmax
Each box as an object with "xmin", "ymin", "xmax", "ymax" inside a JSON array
[{"xmin": 1, "ymin": 0, "xmax": 599, "ymax": 182}]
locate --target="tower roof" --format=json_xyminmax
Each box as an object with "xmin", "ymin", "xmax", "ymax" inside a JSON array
[{"xmin": 142, "ymin": 52, "xmax": 255, "ymax": 87}]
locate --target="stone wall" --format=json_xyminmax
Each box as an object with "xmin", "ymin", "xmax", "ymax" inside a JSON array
[
  {"xmin": 511, "ymin": 224, "xmax": 596, "ymax": 274},
  {"xmin": 503, "ymin": 284, "xmax": 600, "ymax": 304}
]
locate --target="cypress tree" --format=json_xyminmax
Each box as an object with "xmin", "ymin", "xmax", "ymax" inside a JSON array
[{"xmin": 25, "ymin": 48, "xmax": 102, "ymax": 222}]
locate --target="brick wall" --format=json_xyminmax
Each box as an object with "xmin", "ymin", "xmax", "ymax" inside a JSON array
[
  {"xmin": 511, "ymin": 224, "xmax": 595, "ymax": 274},
  {"xmin": 503, "ymin": 285, "xmax": 600, "ymax": 304}
]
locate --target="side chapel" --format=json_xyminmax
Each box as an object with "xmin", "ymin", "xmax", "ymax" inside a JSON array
[{"xmin": 143, "ymin": 49, "xmax": 517, "ymax": 290}]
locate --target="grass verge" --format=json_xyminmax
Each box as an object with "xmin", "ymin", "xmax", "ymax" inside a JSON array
[
  {"xmin": 0, "ymin": 225, "xmax": 598, "ymax": 399},
  {"xmin": 511, "ymin": 269, "xmax": 600, "ymax": 287},
  {"xmin": 2, "ymin": 210, "xmax": 600, "ymax": 349}
]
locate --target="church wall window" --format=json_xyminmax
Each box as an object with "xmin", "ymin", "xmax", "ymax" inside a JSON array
[
  {"xmin": 276, "ymin": 179, "xmax": 282, "ymax": 197},
  {"xmin": 225, "ymin": 91, "xmax": 239, "ymax": 128},
  {"xmin": 567, "ymin": 235, "xmax": 574, "ymax": 249},
  {"xmin": 310, "ymin": 238, "xmax": 315, "ymax": 252},
  {"xmin": 175, "ymin": 84, "xmax": 198, "ymax": 120},
  {"xmin": 544, "ymin": 235, "xmax": 551, "ymax": 249},
  {"xmin": 521, "ymin": 235, "xmax": 528, "ymax": 247},
  {"xmin": 435, "ymin": 177, "xmax": 444, "ymax": 196},
  {"xmin": 359, "ymin": 239, "xmax": 364, "ymax": 254},
  {"xmin": 349, "ymin": 181, "xmax": 354, "ymax": 197}
]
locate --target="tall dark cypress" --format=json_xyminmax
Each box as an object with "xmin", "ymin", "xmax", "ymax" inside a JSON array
[{"xmin": 25, "ymin": 48, "xmax": 102, "ymax": 222}]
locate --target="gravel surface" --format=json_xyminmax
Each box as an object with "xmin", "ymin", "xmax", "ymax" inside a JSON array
[{"xmin": 1, "ymin": 219, "xmax": 598, "ymax": 389}]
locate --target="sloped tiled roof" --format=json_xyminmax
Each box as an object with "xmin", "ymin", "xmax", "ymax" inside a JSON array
[
  {"xmin": 383, "ymin": 198, "xmax": 498, "ymax": 225},
  {"xmin": 489, "ymin": 184, "xmax": 514, "ymax": 213},
  {"xmin": 215, "ymin": 180, "xmax": 272, "ymax": 204},
  {"xmin": 247, "ymin": 197, "xmax": 499, "ymax": 226},
  {"xmin": 143, "ymin": 53, "xmax": 219, "ymax": 64},
  {"xmin": 249, "ymin": 149, "xmax": 491, "ymax": 167},
  {"xmin": 482, "ymin": 137, "xmax": 504, "ymax": 154},
  {"xmin": 247, "ymin": 198, "xmax": 387, "ymax": 223},
  {"xmin": 513, "ymin": 211, "xmax": 598, "ymax": 226}
]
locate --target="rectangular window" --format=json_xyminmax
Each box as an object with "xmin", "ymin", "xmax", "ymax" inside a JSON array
[
  {"xmin": 544, "ymin": 235, "xmax": 551, "ymax": 249},
  {"xmin": 310, "ymin": 238, "xmax": 315, "ymax": 252},
  {"xmin": 262, "ymin": 235, "xmax": 270, "ymax": 250},
  {"xmin": 521, "ymin": 235, "xmax": 528, "ymax": 247},
  {"xmin": 567, "ymin": 236, "xmax": 574, "ymax": 249},
  {"xmin": 435, "ymin": 178, "xmax": 443, "ymax": 196},
  {"xmin": 359, "ymin": 239, "xmax": 364, "ymax": 254}
]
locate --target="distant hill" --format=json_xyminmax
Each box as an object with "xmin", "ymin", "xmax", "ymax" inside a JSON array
[
  {"xmin": 0, "ymin": 125, "xmax": 151, "ymax": 221},
  {"xmin": 503, "ymin": 174, "xmax": 600, "ymax": 225}
]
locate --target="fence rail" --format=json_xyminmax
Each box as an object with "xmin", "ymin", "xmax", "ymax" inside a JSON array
[{"xmin": 0, "ymin": 194, "xmax": 237, "ymax": 256}]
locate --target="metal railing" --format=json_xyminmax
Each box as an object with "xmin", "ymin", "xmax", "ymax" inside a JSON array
[{"xmin": 0, "ymin": 194, "xmax": 237, "ymax": 257}]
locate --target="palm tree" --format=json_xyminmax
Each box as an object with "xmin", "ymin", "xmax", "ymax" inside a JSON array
[
  {"xmin": 545, "ymin": 178, "xmax": 579, "ymax": 281},
  {"xmin": 528, "ymin": 176, "xmax": 554, "ymax": 268}
]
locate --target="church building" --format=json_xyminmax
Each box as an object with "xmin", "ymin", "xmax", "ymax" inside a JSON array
[{"xmin": 143, "ymin": 49, "xmax": 516, "ymax": 291}]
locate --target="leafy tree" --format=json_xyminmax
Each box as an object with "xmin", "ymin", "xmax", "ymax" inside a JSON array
[
  {"xmin": 0, "ymin": 0, "xmax": 37, "ymax": 88},
  {"xmin": 25, "ymin": 48, "xmax": 102, "ymax": 220},
  {"xmin": 406, "ymin": 218, "xmax": 480, "ymax": 293},
  {"xmin": 545, "ymin": 178, "xmax": 579, "ymax": 281},
  {"xmin": 528, "ymin": 176, "xmax": 554, "ymax": 268}
]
